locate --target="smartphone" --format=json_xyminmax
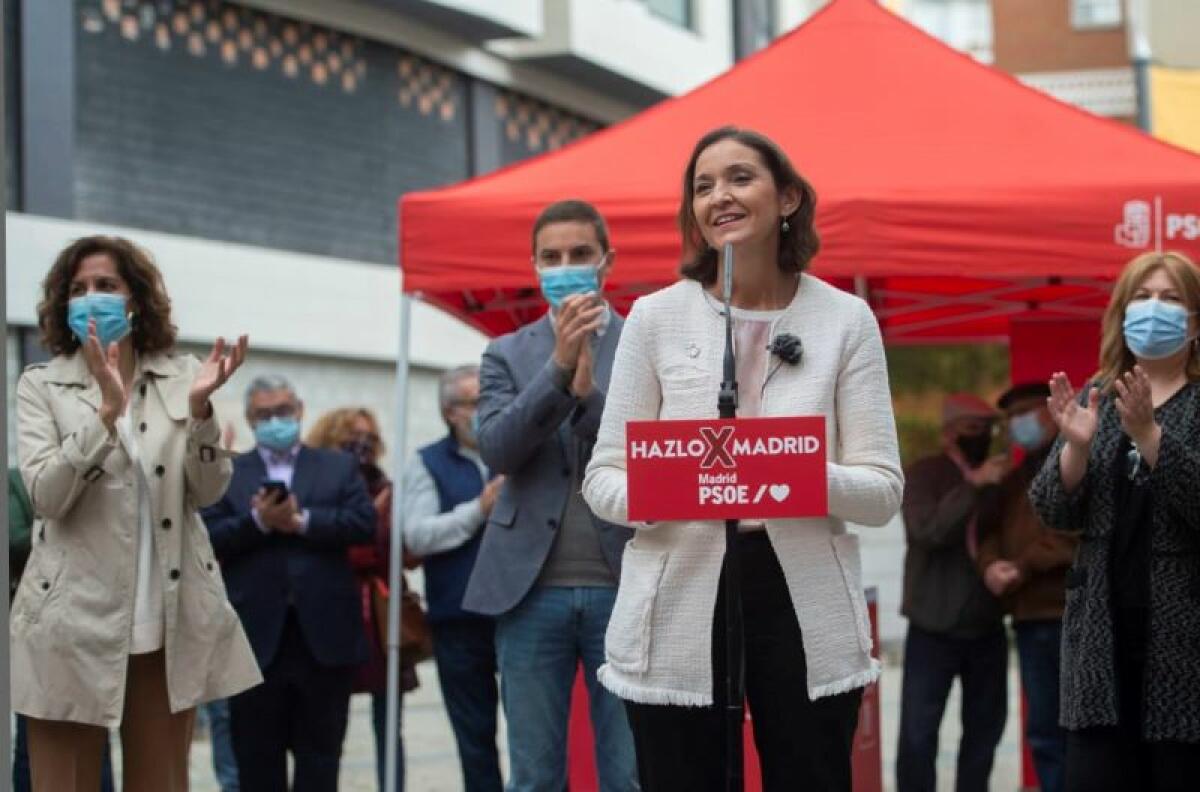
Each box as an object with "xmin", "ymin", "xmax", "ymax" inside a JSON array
[{"xmin": 262, "ymin": 480, "xmax": 290, "ymax": 501}]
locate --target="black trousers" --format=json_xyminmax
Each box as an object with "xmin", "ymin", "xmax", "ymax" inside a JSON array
[
  {"xmin": 1065, "ymin": 728, "xmax": 1200, "ymax": 792},
  {"xmin": 1064, "ymin": 608, "xmax": 1200, "ymax": 792},
  {"xmin": 230, "ymin": 610, "xmax": 355, "ymax": 792},
  {"xmin": 623, "ymin": 531, "xmax": 864, "ymax": 792}
]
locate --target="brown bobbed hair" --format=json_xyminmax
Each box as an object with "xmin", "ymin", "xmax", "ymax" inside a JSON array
[
  {"xmin": 305, "ymin": 407, "xmax": 386, "ymax": 455},
  {"xmin": 37, "ymin": 236, "xmax": 177, "ymax": 356},
  {"xmin": 1096, "ymin": 251, "xmax": 1200, "ymax": 389},
  {"xmin": 678, "ymin": 126, "xmax": 820, "ymax": 285}
]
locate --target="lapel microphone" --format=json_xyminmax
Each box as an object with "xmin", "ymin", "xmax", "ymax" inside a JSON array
[
  {"xmin": 767, "ymin": 333, "xmax": 803, "ymax": 366},
  {"xmin": 763, "ymin": 332, "xmax": 802, "ymax": 391}
]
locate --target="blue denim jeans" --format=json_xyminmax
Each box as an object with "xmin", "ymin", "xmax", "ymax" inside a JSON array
[
  {"xmin": 896, "ymin": 624, "xmax": 1008, "ymax": 792},
  {"xmin": 496, "ymin": 586, "xmax": 638, "ymax": 792},
  {"xmin": 204, "ymin": 699, "xmax": 240, "ymax": 792},
  {"xmin": 1015, "ymin": 620, "xmax": 1065, "ymax": 792}
]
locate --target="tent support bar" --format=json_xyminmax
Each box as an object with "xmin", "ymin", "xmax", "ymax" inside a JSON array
[{"xmin": 384, "ymin": 293, "xmax": 413, "ymax": 792}]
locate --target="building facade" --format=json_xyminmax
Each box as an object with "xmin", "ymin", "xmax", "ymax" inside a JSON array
[
  {"xmin": 990, "ymin": 0, "xmax": 1200, "ymax": 135},
  {"xmin": 5, "ymin": 0, "xmax": 736, "ymax": 462},
  {"xmin": 992, "ymin": 0, "xmax": 1137, "ymax": 122}
]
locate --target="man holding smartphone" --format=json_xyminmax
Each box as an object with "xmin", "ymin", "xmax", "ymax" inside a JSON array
[
  {"xmin": 203, "ymin": 374, "xmax": 375, "ymax": 791},
  {"xmin": 462, "ymin": 200, "xmax": 638, "ymax": 791}
]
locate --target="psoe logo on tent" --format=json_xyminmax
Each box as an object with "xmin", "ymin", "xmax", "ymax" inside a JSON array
[
  {"xmin": 1115, "ymin": 200, "xmax": 1152, "ymax": 248},
  {"xmin": 1115, "ymin": 198, "xmax": 1200, "ymax": 249},
  {"xmin": 1168, "ymin": 213, "xmax": 1200, "ymax": 242}
]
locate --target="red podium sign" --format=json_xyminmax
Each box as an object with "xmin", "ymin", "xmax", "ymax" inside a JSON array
[{"xmin": 626, "ymin": 417, "xmax": 827, "ymax": 522}]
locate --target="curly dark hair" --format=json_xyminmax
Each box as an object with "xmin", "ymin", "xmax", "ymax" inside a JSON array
[
  {"xmin": 37, "ymin": 236, "xmax": 177, "ymax": 356},
  {"xmin": 678, "ymin": 126, "xmax": 820, "ymax": 285}
]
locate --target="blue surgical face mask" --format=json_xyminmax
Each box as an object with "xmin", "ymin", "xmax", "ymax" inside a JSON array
[
  {"xmin": 1009, "ymin": 411, "xmax": 1046, "ymax": 451},
  {"xmin": 255, "ymin": 417, "xmax": 301, "ymax": 452},
  {"xmin": 67, "ymin": 293, "xmax": 131, "ymax": 348},
  {"xmin": 1123, "ymin": 299, "xmax": 1192, "ymax": 360},
  {"xmin": 537, "ymin": 264, "xmax": 600, "ymax": 309}
]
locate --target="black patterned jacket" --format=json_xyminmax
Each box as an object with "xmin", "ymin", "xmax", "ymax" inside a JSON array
[{"xmin": 1029, "ymin": 380, "xmax": 1200, "ymax": 742}]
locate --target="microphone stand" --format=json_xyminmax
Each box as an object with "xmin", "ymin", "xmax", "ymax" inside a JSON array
[{"xmin": 718, "ymin": 242, "xmax": 745, "ymax": 792}]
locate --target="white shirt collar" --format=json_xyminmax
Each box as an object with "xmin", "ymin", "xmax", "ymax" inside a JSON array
[{"xmin": 258, "ymin": 443, "xmax": 301, "ymax": 466}]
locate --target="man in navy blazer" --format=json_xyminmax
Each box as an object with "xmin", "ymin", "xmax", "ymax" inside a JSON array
[
  {"xmin": 203, "ymin": 374, "xmax": 374, "ymax": 792},
  {"xmin": 462, "ymin": 200, "xmax": 637, "ymax": 791}
]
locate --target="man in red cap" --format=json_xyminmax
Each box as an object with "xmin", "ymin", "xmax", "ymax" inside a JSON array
[
  {"xmin": 975, "ymin": 382, "xmax": 1075, "ymax": 792},
  {"xmin": 897, "ymin": 392, "xmax": 1011, "ymax": 792}
]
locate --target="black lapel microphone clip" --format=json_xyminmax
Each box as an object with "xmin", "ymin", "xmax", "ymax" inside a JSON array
[{"xmin": 767, "ymin": 333, "xmax": 803, "ymax": 366}]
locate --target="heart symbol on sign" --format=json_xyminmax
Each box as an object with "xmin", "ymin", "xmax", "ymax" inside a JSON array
[{"xmin": 769, "ymin": 484, "xmax": 790, "ymax": 503}]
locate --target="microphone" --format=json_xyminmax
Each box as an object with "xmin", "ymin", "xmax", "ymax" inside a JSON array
[
  {"xmin": 718, "ymin": 243, "xmax": 738, "ymax": 420},
  {"xmin": 767, "ymin": 333, "xmax": 803, "ymax": 366},
  {"xmin": 716, "ymin": 243, "xmax": 744, "ymax": 792}
]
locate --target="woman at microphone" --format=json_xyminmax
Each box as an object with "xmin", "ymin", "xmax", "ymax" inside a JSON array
[
  {"xmin": 583, "ymin": 127, "xmax": 903, "ymax": 790},
  {"xmin": 1029, "ymin": 251, "xmax": 1200, "ymax": 791},
  {"xmin": 12, "ymin": 236, "xmax": 261, "ymax": 791}
]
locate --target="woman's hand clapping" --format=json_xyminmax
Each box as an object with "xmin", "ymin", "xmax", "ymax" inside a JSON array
[
  {"xmin": 1047, "ymin": 372, "xmax": 1099, "ymax": 450},
  {"xmin": 189, "ymin": 335, "xmax": 249, "ymax": 420},
  {"xmin": 1113, "ymin": 366, "xmax": 1157, "ymax": 447},
  {"xmin": 82, "ymin": 320, "xmax": 128, "ymax": 431},
  {"xmin": 1114, "ymin": 365, "xmax": 1162, "ymax": 467}
]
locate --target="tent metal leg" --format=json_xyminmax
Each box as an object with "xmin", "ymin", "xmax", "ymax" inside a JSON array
[{"xmin": 384, "ymin": 292, "xmax": 413, "ymax": 792}]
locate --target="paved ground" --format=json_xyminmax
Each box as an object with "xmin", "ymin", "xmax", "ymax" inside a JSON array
[{"xmin": 166, "ymin": 651, "xmax": 1026, "ymax": 791}]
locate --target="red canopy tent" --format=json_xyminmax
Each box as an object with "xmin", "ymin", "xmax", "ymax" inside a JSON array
[
  {"xmin": 398, "ymin": 0, "xmax": 1200, "ymax": 343},
  {"xmin": 386, "ymin": 0, "xmax": 1200, "ymax": 787}
]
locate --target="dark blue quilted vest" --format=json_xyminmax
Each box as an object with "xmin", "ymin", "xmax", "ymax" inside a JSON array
[{"xmin": 418, "ymin": 435, "xmax": 489, "ymax": 624}]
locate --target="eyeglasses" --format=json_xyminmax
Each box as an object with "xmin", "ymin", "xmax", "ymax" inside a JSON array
[{"xmin": 250, "ymin": 404, "xmax": 297, "ymax": 422}]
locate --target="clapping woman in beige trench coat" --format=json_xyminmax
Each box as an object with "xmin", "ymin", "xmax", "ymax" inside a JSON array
[{"xmin": 11, "ymin": 236, "xmax": 263, "ymax": 792}]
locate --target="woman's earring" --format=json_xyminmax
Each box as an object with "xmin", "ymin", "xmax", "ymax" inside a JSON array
[{"xmin": 781, "ymin": 218, "xmax": 791, "ymax": 234}]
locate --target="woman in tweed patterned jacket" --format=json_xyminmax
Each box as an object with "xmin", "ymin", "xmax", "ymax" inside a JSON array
[
  {"xmin": 1029, "ymin": 251, "xmax": 1200, "ymax": 791},
  {"xmin": 584, "ymin": 127, "xmax": 903, "ymax": 791}
]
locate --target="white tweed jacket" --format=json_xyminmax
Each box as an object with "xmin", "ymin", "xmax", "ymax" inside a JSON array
[{"xmin": 583, "ymin": 275, "xmax": 903, "ymax": 706}]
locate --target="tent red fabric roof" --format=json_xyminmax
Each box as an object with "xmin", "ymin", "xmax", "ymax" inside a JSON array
[{"xmin": 398, "ymin": 0, "xmax": 1200, "ymax": 341}]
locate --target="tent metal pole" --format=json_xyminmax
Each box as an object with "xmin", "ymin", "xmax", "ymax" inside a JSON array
[
  {"xmin": 1126, "ymin": 0, "xmax": 1153, "ymax": 131},
  {"xmin": 384, "ymin": 292, "xmax": 413, "ymax": 792}
]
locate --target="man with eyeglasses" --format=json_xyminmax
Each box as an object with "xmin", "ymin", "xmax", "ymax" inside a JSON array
[
  {"xmin": 461, "ymin": 200, "xmax": 638, "ymax": 791},
  {"xmin": 897, "ymin": 393, "xmax": 1012, "ymax": 792},
  {"xmin": 400, "ymin": 365, "xmax": 505, "ymax": 791},
  {"xmin": 202, "ymin": 374, "xmax": 375, "ymax": 791}
]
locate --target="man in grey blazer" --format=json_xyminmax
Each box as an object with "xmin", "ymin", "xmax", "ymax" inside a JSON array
[{"xmin": 463, "ymin": 200, "xmax": 637, "ymax": 791}]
